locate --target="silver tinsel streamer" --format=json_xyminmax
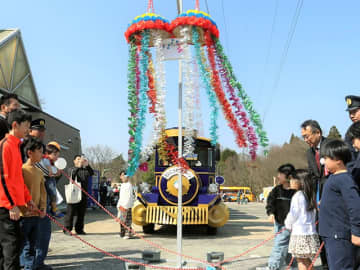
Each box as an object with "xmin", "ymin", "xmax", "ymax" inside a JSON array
[
  {"xmin": 193, "ymin": 56, "xmax": 204, "ymax": 137},
  {"xmin": 180, "ymin": 26, "xmax": 196, "ymax": 157},
  {"xmin": 140, "ymin": 30, "xmax": 167, "ymax": 163}
]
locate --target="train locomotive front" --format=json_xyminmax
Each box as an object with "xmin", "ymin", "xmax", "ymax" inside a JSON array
[{"xmin": 132, "ymin": 128, "xmax": 229, "ymax": 234}]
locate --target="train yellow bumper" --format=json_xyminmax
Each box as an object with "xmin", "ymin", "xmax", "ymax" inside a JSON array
[
  {"xmin": 132, "ymin": 202, "xmax": 147, "ymax": 226},
  {"xmin": 208, "ymin": 203, "xmax": 229, "ymax": 228}
]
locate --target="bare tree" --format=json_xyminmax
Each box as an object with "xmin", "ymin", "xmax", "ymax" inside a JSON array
[
  {"xmin": 217, "ymin": 135, "xmax": 308, "ymax": 196},
  {"xmin": 83, "ymin": 145, "xmax": 117, "ymax": 178}
]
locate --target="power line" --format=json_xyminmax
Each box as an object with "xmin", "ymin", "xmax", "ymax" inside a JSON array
[
  {"xmin": 205, "ymin": 0, "xmax": 210, "ymax": 14},
  {"xmin": 263, "ymin": 0, "xmax": 304, "ymax": 121},
  {"xmin": 221, "ymin": 0, "xmax": 230, "ymax": 55},
  {"xmin": 257, "ymin": 0, "xmax": 279, "ymax": 100}
]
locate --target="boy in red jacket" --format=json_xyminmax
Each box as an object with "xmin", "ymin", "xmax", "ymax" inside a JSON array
[{"xmin": 0, "ymin": 109, "xmax": 34, "ymax": 269}]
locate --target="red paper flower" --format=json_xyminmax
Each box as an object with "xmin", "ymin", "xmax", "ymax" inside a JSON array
[{"xmin": 139, "ymin": 162, "xmax": 148, "ymax": 172}]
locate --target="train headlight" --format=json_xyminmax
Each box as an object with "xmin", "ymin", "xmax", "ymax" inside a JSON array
[{"xmin": 208, "ymin": 183, "xmax": 218, "ymax": 193}]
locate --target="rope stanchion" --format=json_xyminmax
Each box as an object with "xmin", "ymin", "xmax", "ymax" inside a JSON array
[
  {"xmin": 215, "ymin": 227, "xmax": 287, "ymax": 267},
  {"xmin": 61, "ymin": 171, "xmax": 222, "ymax": 269},
  {"xmin": 62, "ymin": 170, "xmax": 321, "ymax": 268},
  {"xmin": 217, "ymin": 221, "xmax": 321, "ymax": 266},
  {"xmin": 308, "ymin": 242, "xmax": 324, "ymax": 270},
  {"xmin": 37, "ymin": 208, "xmax": 202, "ymax": 270},
  {"xmin": 286, "ymin": 256, "xmax": 294, "ymax": 270}
]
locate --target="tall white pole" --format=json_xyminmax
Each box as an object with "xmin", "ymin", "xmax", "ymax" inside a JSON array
[{"xmin": 176, "ymin": 0, "xmax": 183, "ymax": 269}]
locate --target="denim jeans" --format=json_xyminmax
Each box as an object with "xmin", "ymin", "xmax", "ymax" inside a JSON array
[
  {"xmin": 268, "ymin": 222, "xmax": 291, "ymax": 270},
  {"xmin": 34, "ymin": 195, "xmax": 52, "ymax": 268},
  {"xmin": 20, "ymin": 217, "xmax": 40, "ymax": 270}
]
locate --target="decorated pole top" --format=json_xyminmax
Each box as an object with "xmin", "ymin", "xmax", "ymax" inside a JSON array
[
  {"xmin": 125, "ymin": 13, "xmax": 171, "ymax": 44},
  {"xmin": 170, "ymin": 9, "xmax": 219, "ymax": 39}
]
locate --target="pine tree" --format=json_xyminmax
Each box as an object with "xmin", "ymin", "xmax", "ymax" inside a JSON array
[{"xmin": 327, "ymin": 126, "xmax": 342, "ymax": 139}]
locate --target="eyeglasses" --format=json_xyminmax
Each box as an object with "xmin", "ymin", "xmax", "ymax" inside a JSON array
[{"xmin": 302, "ymin": 133, "xmax": 313, "ymax": 140}]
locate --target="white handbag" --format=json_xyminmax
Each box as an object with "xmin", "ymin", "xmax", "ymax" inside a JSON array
[
  {"xmin": 65, "ymin": 172, "xmax": 82, "ymax": 204},
  {"xmin": 56, "ymin": 188, "xmax": 63, "ymax": 205}
]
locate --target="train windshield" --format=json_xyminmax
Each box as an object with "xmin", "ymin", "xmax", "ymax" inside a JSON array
[{"xmin": 157, "ymin": 137, "xmax": 214, "ymax": 168}]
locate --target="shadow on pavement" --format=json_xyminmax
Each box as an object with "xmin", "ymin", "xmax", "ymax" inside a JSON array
[
  {"xmin": 141, "ymin": 206, "xmax": 273, "ymax": 239},
  {"xmin": 47, "ymin": 250, "xmax": 143, "ymax": 270}
]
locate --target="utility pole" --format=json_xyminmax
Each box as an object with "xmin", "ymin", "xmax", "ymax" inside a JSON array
[{"xmin": 176, "ymin": 0, "xmax": 183, "ymax": 268}]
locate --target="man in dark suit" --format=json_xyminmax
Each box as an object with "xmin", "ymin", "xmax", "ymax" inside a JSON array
[
  {"xmin": 0, "ymin": 93, "xmax": 20, "ymax": 140},
  {"xmin": 301, "ymin": 119, "xmax": 329, "ymax": 270}
]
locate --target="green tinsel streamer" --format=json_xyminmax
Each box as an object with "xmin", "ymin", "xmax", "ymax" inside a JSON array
[
  {"xmin": 213, "ymin": 37, "xmax": 269, "ymax": 153},
  {"xmin": 127, "ymin": 38, "xmax": 137, "ymax": 160}
]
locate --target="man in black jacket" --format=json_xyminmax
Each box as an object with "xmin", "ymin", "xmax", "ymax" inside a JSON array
[
  {"xmin": 0, "ymin": 93, "xmax": 20, "ymax": 140},
  {"xmin": 301, "ymin": 119, "xmax": 329, "ymax": 270},
  {"xmin": 63, "ymin": 155, "xmax": 94, "ymax": 235}
]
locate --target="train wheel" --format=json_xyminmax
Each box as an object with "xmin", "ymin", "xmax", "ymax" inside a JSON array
[
  {"xmin": 143, "ymin": 224, "xmax": 155, "ymax": 234},
  {"xmin": 207, "ymin": 226, "xmax": 217, "ymax": 235}
]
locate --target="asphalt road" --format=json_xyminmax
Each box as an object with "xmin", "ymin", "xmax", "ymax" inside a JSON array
[{"xmin": 46, "ymin": 202, "xmax": 322, "ymax": 269}]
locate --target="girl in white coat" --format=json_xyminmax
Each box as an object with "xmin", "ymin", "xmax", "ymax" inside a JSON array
[
  {"xmin": 117, "ymin": 171, "xmax": 135, "ymax": 239},
  {"xmin": 285, "ymin": 169, "xmax": 320, "ymax": 270}
]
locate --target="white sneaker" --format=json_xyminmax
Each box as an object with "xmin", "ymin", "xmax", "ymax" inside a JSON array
[{"xmin": 123, "ymin": 235, "xmax": 130, "ymax": 239}]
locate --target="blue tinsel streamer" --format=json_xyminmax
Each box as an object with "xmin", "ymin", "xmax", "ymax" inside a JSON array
[
  {"xmin": 192, "ymin": 27, "xmax": 218, "ymax": 146},
  {"xmin": 127, "ymin": 30, "xmax": 150, "ymax": 176}
]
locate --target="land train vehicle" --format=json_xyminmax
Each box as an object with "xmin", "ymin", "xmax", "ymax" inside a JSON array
[{"xmin": 132, "ymin": 128, "xmax": 229, "ymax": 234}]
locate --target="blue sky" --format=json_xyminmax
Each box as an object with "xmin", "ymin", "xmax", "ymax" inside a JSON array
[{"xmin": 2, "ymin": 1, "xmax": 360, "ymax": 157}]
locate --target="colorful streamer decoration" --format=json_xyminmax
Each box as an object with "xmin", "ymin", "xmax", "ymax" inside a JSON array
[
  {"xmin": 127, "ymin": 29, "xmax": 150, "ymax": 176},
  {"xmin": 181, "ymin": 26, "xmax": 196, "ymax": 157},
  {"xmin": 214, "ymin": 43, "xmax": 259, "ymax": 159},
  {"xmin": 127, "ymin": 38, "xmax": 137, "ymax": 164},
  {"xmin": 140, "ymin": 32, "xmax": 168, "ymax": 164},
  {"xmin": 203, "ymin": 29, "xmax": 247, "ymax": 148},
  {"xmin": 213, "ymin": 38, "xmax": 269, "ymax": 154},
  {"xmin": 125, "ymin": 3, "xmax": 269, "ymax": 174},
  {"xmin": 192, "ymin": 28, "xmax": 219, "ymax": 146},
  {"xmin": 146, "ymin": 53, "xmax": 157, "ymax": 114},
  {"xmin": 125, "ymin": 7, "xmax": 173, "ymax": 176}
]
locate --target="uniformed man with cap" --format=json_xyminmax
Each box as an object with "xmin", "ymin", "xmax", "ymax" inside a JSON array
[
  {"xmin": 345, "ymin": 95, "xmax": 360, "ymax": 160},
  {"xmin": 21, "ymin": 118, "xmax": 46, "ymax": 162},
  {"xmin": 345, "ymin": 95, "xmax": 360, "ymax": 270},
  {"xmin": 29, "ymin": 118, "xmax": 46, "ymax": 141}
]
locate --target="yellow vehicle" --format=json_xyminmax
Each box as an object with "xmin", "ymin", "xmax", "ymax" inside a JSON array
[
  {"xmin": 262, "ymin": 186, "xmax": 274, "ymax": 202},
  {"xmin": 220, "ymin": 186, "xmax": 256, "ymax": 202}
]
